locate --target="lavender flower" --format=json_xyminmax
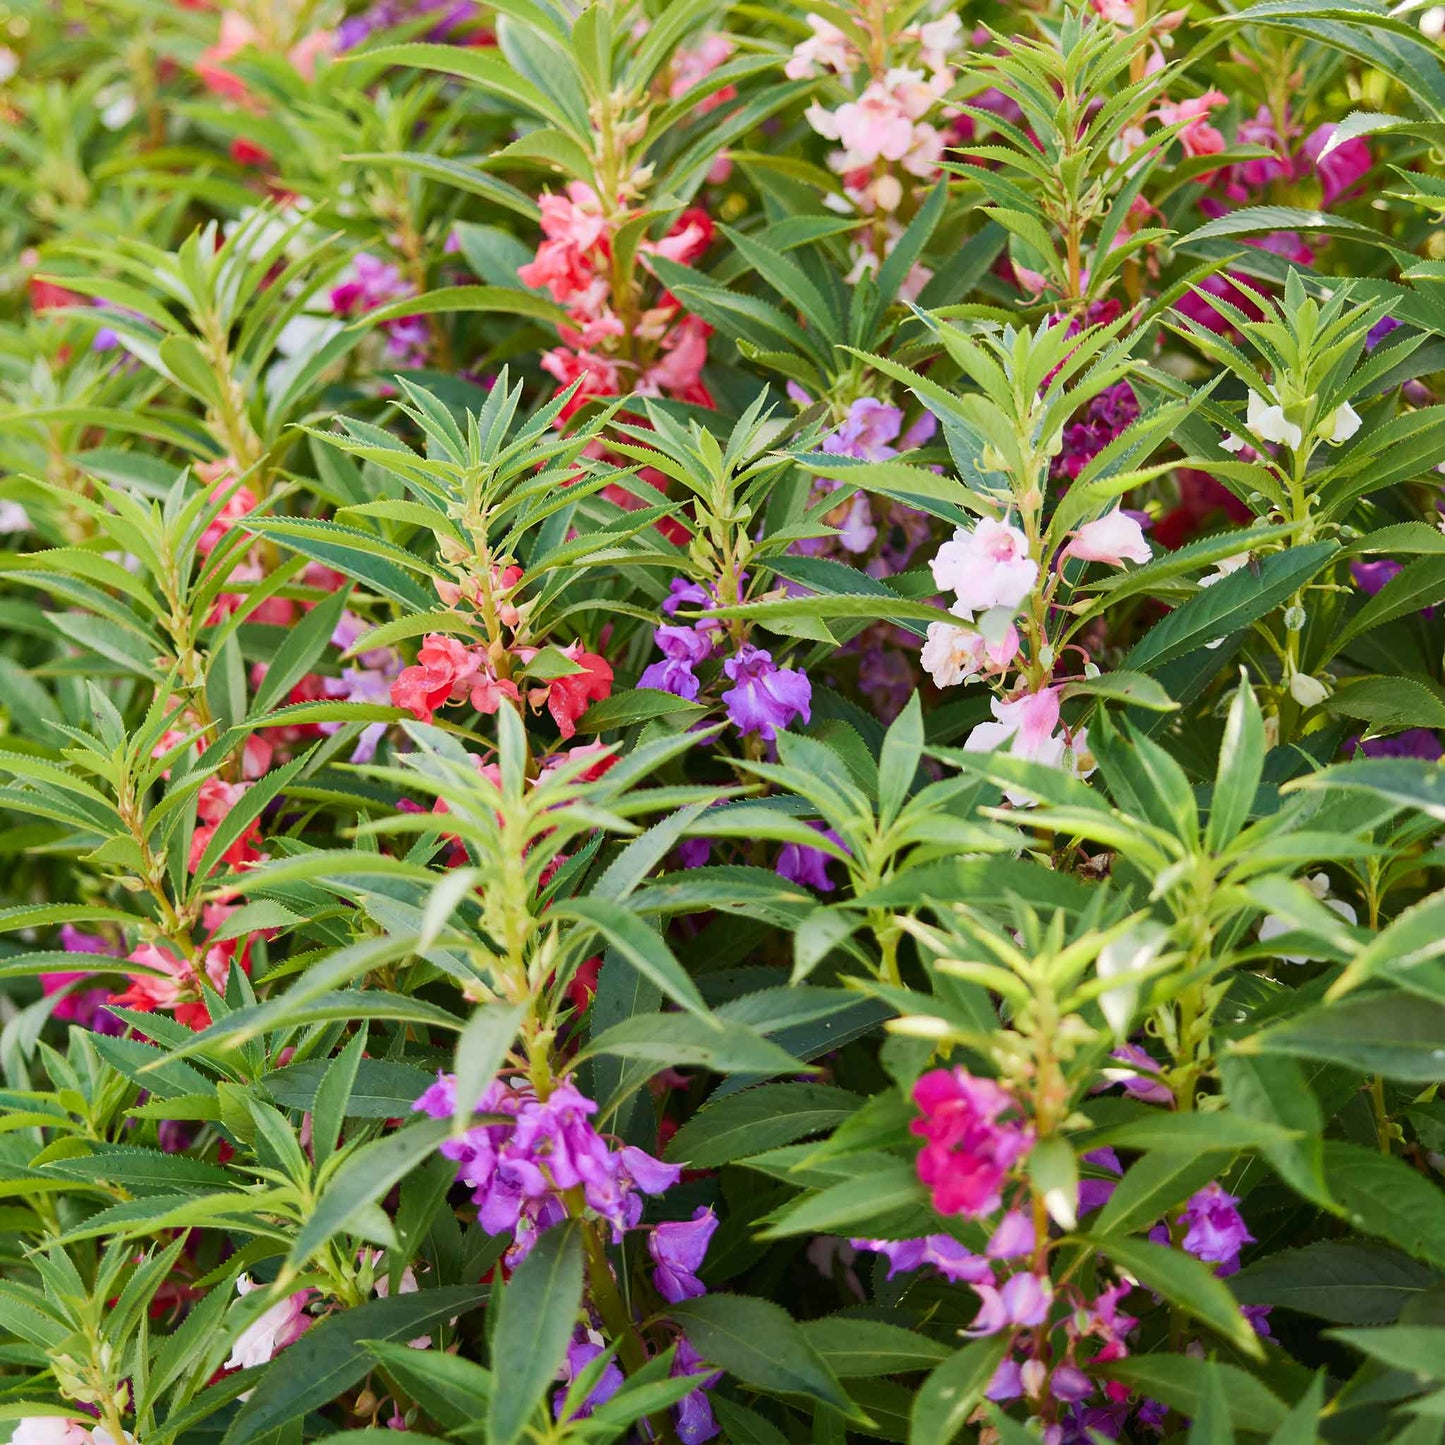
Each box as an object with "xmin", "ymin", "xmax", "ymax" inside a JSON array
[
  {"xmin": 720, "ymin": 645, "xmax": 811, "ymax": 741},
  {"xmin": 1346, "ymin": 728, "xmax": 1443, "ymax": 761},
  {"xmin": 649, "ymin": 1207, "xmax": 718, "ymax": 1303}
]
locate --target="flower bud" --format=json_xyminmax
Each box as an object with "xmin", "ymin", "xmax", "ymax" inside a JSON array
[{"xmin": 1288, "ymin": 672, "xmax": 1329, "ymax": 708}]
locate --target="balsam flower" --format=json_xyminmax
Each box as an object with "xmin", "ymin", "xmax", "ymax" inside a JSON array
[
  {"xmin": 911, "ymin": 1067, "xmax": 1033, "ymax": 1219},
  {"xmin": 721, "ymin": 645, "xmax": 811, "ymax": 741},
  {"xmin": 931, "ymin": 518, "xmax": 1039, "ymax": 620},
  {"xmin": 225, "ymin": 1275, "xmax": 314, "ymax": 1371}
]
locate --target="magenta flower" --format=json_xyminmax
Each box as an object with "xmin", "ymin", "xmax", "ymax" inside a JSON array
[
  {"xmin": 649, "ymin": 1207, "xmax": 718, "ymax": 1302},
  {"xmin": 910, "ymin": 1068, "xmax": 1033, "ymax": 1219},
  {"xmin": 1179, "ymin": 1182, "xmax": 1253, "ymax": 1266},
  {"xmin": 720, "ymin": 645, "xmax": 811, "ymax": 740},
  {"xmin": 1350, "ymin": 558, "xmax": 1401, "ymax": 595}
]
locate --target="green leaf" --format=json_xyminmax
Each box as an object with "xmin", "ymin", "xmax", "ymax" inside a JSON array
[
  {"xmin": 1095, "ymin": 1150, "xmax": 1232, "ymax": 1237},
  {"xmin": 1124, "ymin": 542, "xmax": 1338, "ymax": 672},
  {"xmin": 365, "ymin": 1342, "xmax": 492, "ymax": 1428},
  {"xmin": 265, "ymin": 1059, "xmax": 433, "ymax": 1117},
  {"xmin": 552, "ymin": 896, "xmax": 711, "ymax": 1019},
  {"xmin": 1083, "ymin": 1234, "xmax": 1263, "ymax": 1356},
  {"xmin": 452, "ymin": 1001, "xmax": 526, "ymax": 1130},
  {"xmin": 361, "ymin": 284, "xmax": 571, "ymax": 329},
  {"xmin": 1189, "ymin": 1364, "xmax": 1235, "ymax": 1445},
  {"xmin": 1326, "ymin": 677, "xmax": 1445, "ymax": 732},
  {"xmin": 800, "ymin": 1317, "xmax": 950, "ymax": 1379},
  {"xmin": 1285, "ymin": 757, "xmax": 1445, "ymax": 821},
  {"xmin": 285, "ymin": 1117, "xmax": 452, "ymax": 1275},
  {"xmin": 223, "ymin": 1286, "xmax": 485, "ymax": 1445},
  {"xmin": 585, "ymin": 1013, "xmax": 805, "ymax": 1076},
  {"xmin": 1206, "ymin": 677, "xmax": 1266, "ymax": 851},
  {"xmin": 311, "ymin": 1027, "xmax": 368, "ymax": 1165},
  {"xmin": 759, "ymin": 1158, "xmax": 930, "ymax": 1239},
  {"xmin": 1232, "ymin": 1242, "xmax": 1437, "ymax": 1324},
  {"xmin": 1319, "ymin": 1141, "xmax": 1445, "ymax": 1270},
  {"xmin": 577, "ymin": 687, "xmax": 709, "ymax": 731},
  {"xmin": 909, "ymin": 1338, "xmax": 1009, "ymax": 1445},
  {"xmin": 1245, "ymin": 993, "xmax": 1445, "ymax": 1081},
  {"xmin": 486, "ymin": 1226, "xmax": 584, "ymax": 1445},
  {"xmin": 250, "ymin": 585, "xmax": 352, "ymax": 717},
  {"xmin": 668, "ymin": 1295, "xmax": 862, "ymax": 1419},
  {"xmin": 664, "ymin": 1084, "xmax": 861, "ymax": 1168},
  {"xmin": 1059, "ymin": 670, "xmax": 1178, "ymax": 712},
  {"xmin": 1218, "ymin": 1053, "xmax": 1330, "ymax": 1208},
  {"xmin": 1181, "ymin": 204, "xmax": 1392, "ymax": 248},
  {"xmin": 1086, "ymin": 1111, "xmax": 1301, "ymax": 1153},
  {"xmin": 1096, "ymin": 1356, "xmax": 1287, "ymax": 1435}
]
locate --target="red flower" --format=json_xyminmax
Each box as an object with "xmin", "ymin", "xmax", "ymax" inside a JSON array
[{"xmin": 541, "ymin": 642, "xmax": 613, "ymax": 738}]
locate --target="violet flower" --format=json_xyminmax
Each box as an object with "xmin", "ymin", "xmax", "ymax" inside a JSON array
[
  {"xmin": 1178, "ymin": 1182, "xmax": 1253, "ymax": 1267},
  {"xmin": 553, "ymin": 1330, "xmax": 625, "ymax": 1422},
  {"xmin": 720, "ymin": 645, "xmax": 811, "ymax": 741},
  {"xmin": 849, "ymin": 1234, "xmax": 991, "ymax": 1283},
  {"xmin": 649, "ymin": 1206, "xmax": 718, "ymax": 1303},
  {"xmin": 776, "ymin": 823, "xmax": 845, "ymax": 891},
  {"xmin": 413, "ymin": 1072, "xmax": 679, "ymax": 1260}
]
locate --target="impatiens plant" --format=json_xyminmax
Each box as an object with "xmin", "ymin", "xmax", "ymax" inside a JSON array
[{"xmin": 2, "ymin": 0, "xmax": 1445, "ymax": 1442}]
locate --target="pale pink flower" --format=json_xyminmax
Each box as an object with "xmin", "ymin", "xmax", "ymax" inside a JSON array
[
  {"xmin": 915, "ymin": 14, "xmax": 964, "ymax": 73},
  {"xmin": 225, "ymin": 1275, "xmax": 314, "ymax": 1371},
  {"xmin": 832, "ymin": 84, "xmax": 916, "ymax": 163},
  {"xmin": 11, "ymin": 1420, "xmax": 93, "ymax": 1445},
  {"xmin": 288, "ymin": 28, "xmax": 334, "ymax": 80},
  {"xmin": 784, "ymin": 14, "xmax": 858, "ymax": 79},
  {"xmin": 670, "ymin": 35, "xmax": 735, "ymax": 114},
  {"xmin": 931, "ymin": 518, "xmax": 1039, "ymax": 619},
  {"xmin": 1069, "ymin": 510, "xmax": 1151, "ymax": 566},
  {"xmin": 920, "ymin": 620, "xmax": 1019, "ymax": 688}
]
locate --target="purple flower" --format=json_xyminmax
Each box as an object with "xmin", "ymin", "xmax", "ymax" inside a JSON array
[
  {"xmin": 1179, "ymin": 1182, "xmax": 1253, "ymax": 1267},
  {"xmin": 986, "ymin": 1209, "xmax": 1035, "ymax": 1259},
  {"xmin": 721, "ymin": 645, "xmax": 811, "ymax": 741},
  {"xmin": 649, "ymin": 1207, "xmax": 718, "ymax": 1302},
  {"xmin": 1053, "ymin": 383, "xmax": 1139, "ymax": 483},
  {"xmin": 639, "ymin": 623, "xmax": 714, "ymax": 700},
  {"xmin": 850, "ymin": 1235, "xmax": 991, "ymax": 1284},
  {"xmin": 1347, "ymin": 728, "xmax": 1443, "ymax": 761},
  {"xmin": 413, "ymin": 1072, "xmax": 677, "ymax": 1258},
  {"xmin": 1050, "ymin": 1364, "xmax": 1094, "ymax": 1403},
  {"xmin": 986, "ymin": 1357, "xmax": 1023, "ymax": 1401},
  {"xmin": 967, "ymin": 1271, "xmax": 1053, "ymax": 1335},
  {"xmin": 321, "ymin": 657, "xmax": 401, "ymax": 762},
  {"xmin": 1077, "ymin": 1146, "xmax": 1122, "ymax": 1216},
  {"xmin": 670, "ymin": 1337, "xmax": 721, "ymax": 1444},
  {"xmin": 1350, "ymin": 558, "xmax": 1402, "ymax": 595},
  {"xmin": 1099, "ymin": 1043, "xmax": 1173, "ymax": 1106},
  {"xmin": 554, "ymin": 1331, "xmax": 625, "ymax": 1422},
  {"xmin": 1366, "ymin": 316, "xmax": 1402, "ymax": 351},
  {"xmin": 676, "ymin": 838, "xmax": 712, "ymax": 869},
  {"xmin": 1243, "ymin": 1303, "xmax": 1274, "ymax": 1339},
  {"xmin": 822, "ymin": 397, "xmax": 903, "ymax": 461},
  {"xmin": 776, "ymin": 823, "xmax": 845, "ymax": 891}
]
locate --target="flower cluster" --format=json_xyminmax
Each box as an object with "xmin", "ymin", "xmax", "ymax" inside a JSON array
[{"xmin": 414, "ymin": 1072, "xmax": 679, "ymax": 1261}]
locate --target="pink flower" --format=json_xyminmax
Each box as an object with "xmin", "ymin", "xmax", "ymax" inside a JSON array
[
  {"xmin": 114, "ymin": 941, "xmax": 232, "ymax": 1030},
  {"xmin": 671, "ymin": 35, "xmax": 735, "ymax": 114},
  {"xmin": 643, "ymin": 314, "xmax": 711, "ymax": 399},
  {"xmin": 911, "ymin": 1068, "xmax": 1033, "ymax": 1219},
  {"xmin": 825, "ymin": 84, "xmax": 916, "ymax": 164},
  {"xmin": 534, "ymin": 642, "xmax": 612, "ymax": 739},
  {"xmin": 784, "ymin": 14, "xmax": 857, "ymax": 79},
  {"xmin": 931, "ymin": 518, "xmax": 1038, "ymax": 619},
  {"xmin": 225, "ymin": 1275, "xmax": 314, "ymax": 1371},
  {"xmin": 1069, "ymin": 510, "xmax": 1151, "ymax": 566},
  {"xmin": 1156, "ymin": 91, "xmax": 1228, "ymax": 158},
  {"xmin": 287, "ymin": 28, "xmax": 334, "ymax": 81},
  {"xmin": 966, "ymin": 1272, "xmax": 1054, "ymax": 1335},
  {"xmin": 920, "ymin": 620, "xmax": 1019, "ymax": 688},
  {"xmin": 10, "ymin": 1421, "xmax": 94, "ymax": 1445},
  {"xmin": 1301, "ymin": 123, "xmax": 1371, "ymax": 207},
  {"xmin": 391, "ymin": 634, "xmax": 483, "ymax": 723}
]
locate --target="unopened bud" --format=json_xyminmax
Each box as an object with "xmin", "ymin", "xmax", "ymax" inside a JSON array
[{"xmin": 1289, "ymin": 672, "xmax": 1329, "ymax": 708}]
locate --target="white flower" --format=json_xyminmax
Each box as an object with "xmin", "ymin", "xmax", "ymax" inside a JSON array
[
  {"xmin": 931, "ymin": 517, "xmax": 1039, "ymax": 619},
  {"xmin": 1219, "ymin": 431, "xmax": 1246, "ymax": 453},
  {"xmin": 1259, "ymin": 873, "xmax": 1357, "ymax": 964},
  {"xmin": 1245, "ymin": 390, "xmax": 1303, "ymax": 449},
  {"xmin": 1319, "ymin": 400, "xmax": 1361, "ymax": 444},
  {"xmin": 1096, "ymin": 923, "xmax": 1168, "ymax": 1039}
]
